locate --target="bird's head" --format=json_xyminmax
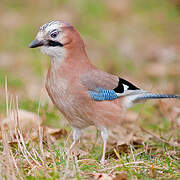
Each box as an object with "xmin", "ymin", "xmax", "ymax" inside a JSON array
[{"xmin": 29, "ymin": 20, "xmax": 84, "ymax": 60}]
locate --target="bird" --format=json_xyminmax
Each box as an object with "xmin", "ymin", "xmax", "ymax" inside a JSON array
[{"xmin": 29, "ymin": 20, "xmax": 180, "ymax": 165}]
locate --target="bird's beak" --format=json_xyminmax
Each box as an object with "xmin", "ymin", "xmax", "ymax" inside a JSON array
[{"xmin": 29, "ymin": 39, "xmax": 44, "ymax": 48}]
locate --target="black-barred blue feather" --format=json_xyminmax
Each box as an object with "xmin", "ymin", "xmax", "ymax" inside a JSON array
[{"xmin": 88, "ymin": 87, "xmax": 118, "ymax": 101}]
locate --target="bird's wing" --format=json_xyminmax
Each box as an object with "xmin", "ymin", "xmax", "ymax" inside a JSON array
[{"xmin": 80, "ymin": 70, "xmax": 142, "ymax": 101}]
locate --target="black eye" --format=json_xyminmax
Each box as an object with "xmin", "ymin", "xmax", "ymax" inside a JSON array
[{"xmin": 50, "ymin": 31, "xmax": 59, "ymax": 38}]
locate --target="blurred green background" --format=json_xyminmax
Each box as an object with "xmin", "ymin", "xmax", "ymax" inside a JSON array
[{"xmin": 0, "ymin": 0, "xmax": 180, "ymax": 119}]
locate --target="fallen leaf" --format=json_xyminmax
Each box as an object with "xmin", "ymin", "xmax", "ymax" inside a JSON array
[
  {"xmin": 106, "ymin": 140, "xmax": 142, "ymax": 160},
  {"xmin": 92, "ymin": 173, "xmax": 114, "ymax": 180},
  {"xmin": 78, "ymin": 158, "xmax": 97, "ymax": 165},
  {"xmin": 113, "ymin": 172, "xmax": 128, "ymax": 180},
  {"xmin": 46, "ymin": 127, "xmax": 67, "ymax": 139}
]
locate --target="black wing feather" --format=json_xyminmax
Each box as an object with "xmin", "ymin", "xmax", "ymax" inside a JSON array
[{"xmin": 113, "ymin": 78, "xmax": 140, "ymax": 93}]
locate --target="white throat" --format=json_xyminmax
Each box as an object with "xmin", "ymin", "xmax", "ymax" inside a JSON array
[{"xmin": 40, "ymin": 46, "xmax": 66, "ymax": 64}]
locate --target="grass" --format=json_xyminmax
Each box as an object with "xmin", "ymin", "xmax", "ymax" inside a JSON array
[
  {"xmin": 0, "ymin": 0, "xmax": 180, "ymax": 179},
  {"xmin": 0, "ymin": 94, "xmax": 179, "ymax": 179}
]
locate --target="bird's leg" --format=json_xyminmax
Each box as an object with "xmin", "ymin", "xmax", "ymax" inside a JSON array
[
  {"xmin": 100, "ymin": 127, "xmax": 108, "ymax": 166},
  {"xmin": 69, "ymin": 127, "xmax": 81, "ymax": 152}
]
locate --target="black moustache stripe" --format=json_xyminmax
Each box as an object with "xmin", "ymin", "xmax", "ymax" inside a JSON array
[{"xmin": 47, "ymin": 40, "xmax": 63, "ymax": 47}]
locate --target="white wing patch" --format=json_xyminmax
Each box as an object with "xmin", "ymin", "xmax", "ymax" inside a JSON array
[{"xmin": 123, "ymin": 84, "xmax": 129, "ymax": 91}]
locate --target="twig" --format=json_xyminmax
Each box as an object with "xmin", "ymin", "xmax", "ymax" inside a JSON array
[
  {"xmin": 140, "ymin": 127, "xmax": 179, "ymax": 147},
  {"xmin": 5, "ymin": 76, "xmax": 8, "ymax": 116},
  {"xmin": 10, "ymin": 149, "xmax": 23, "ymax": 180}
]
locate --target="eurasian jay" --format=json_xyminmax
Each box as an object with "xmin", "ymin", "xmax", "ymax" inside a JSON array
[{"xmin": 29, "ymin": 20, "xmax": 180, "ymax": 165}]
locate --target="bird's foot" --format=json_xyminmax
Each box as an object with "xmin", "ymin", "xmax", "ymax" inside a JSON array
[{"xmin": 100, "ymin": 158, "xmax": 107, "ymax": 166}]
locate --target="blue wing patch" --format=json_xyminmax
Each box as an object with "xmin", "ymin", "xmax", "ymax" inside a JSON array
[{"xmin": 88, "ymin": 87, "xmax": 118, "ymax": 101}]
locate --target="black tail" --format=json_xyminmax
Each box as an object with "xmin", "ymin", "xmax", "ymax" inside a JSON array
[{"xmin": 134, "ymin": 93, "xmax": 180, "ymax": 101}]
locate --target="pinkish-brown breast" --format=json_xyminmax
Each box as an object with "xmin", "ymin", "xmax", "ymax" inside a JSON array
[{"xmin": 45, "ymin": 62, "xmax": 96, "ymax": 128}]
